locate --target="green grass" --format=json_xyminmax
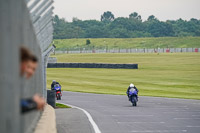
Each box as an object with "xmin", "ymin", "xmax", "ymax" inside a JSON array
[
  {"xmin": 54, "ymin": 37, "xmax": 200, "ymax": 50},
  {"xmin": 47, "ymin": 53, "xmax": 200, "ymax": 100},
  {"xmin": 56, "ymin": 103, "xmax": 71, "ymax": 108}
]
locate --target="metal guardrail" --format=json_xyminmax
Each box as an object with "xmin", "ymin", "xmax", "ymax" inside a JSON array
[
  {"xmin": 55, "ymin": 48, "xmax": 200, "ymax": 54},
  {"xmin": 0, "ymin": 0, "xmax": 54, "ymax": 133}
]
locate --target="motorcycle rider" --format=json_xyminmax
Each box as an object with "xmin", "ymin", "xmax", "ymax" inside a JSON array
[
  {"xmin": 126, "ymin": 83, "xmax": 139, "ymax": 101},
  {"xmin": 51, "ymin": 80, "xmax": 61, "ymax": 90},
  {"xmin": 51, "ymin": 80, "xmax": 62, "ymax": 99}
]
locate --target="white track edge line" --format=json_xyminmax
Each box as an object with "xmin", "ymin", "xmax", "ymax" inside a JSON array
[{"xmin": 58, "ymin": 102, "xmax": 101, "ymax": 133}]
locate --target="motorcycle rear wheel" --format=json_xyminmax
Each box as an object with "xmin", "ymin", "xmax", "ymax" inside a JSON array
[{"xmin": 58, "ymin": 93, "xmax": 61, "ymax": 100}]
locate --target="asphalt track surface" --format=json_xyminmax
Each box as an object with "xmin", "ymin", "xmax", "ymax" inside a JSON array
[
  {"xmin": 56, "ymin": 108, "xmax": 95, "ymax": 133},
  {"xmin": 59, "ymin": 91, "xmax": 200, "ymax": 133}
]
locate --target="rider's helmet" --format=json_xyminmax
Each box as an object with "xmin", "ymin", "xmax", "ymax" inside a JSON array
[
  {"xmin": 52, "ymin": 80, "xmax": 56, "ymax": 83},
  {"xmin": 130, "ymin": 83, "xmax": 134, "ymax": 88}
]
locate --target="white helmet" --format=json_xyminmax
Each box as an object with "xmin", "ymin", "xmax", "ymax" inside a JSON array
[
  {"xmin": 130, "ymin": 83, "xmax": 134, "ymax": 88},
  {"xmin": 52, "ymin": 80, "xmax": 56, "ymax": 82}
]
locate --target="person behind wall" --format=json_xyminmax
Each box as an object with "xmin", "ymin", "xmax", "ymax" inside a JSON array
[{"xmin": 20, "ymin": 46, "xmax": 45, "ymax": 113}]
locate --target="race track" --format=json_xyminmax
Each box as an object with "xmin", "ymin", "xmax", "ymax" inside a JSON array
[{"xmin": 59, "ymin": 91, "xmax": 200, "ymax": 133}]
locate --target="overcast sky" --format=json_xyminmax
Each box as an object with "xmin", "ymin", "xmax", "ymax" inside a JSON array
[{"xmin": 53, "ymin": 0, "xmax": 200, "ymax": 22}]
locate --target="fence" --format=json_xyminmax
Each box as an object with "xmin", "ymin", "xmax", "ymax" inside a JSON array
[
  {"xmin": 0, "ymin": 0, "xmax": 53, "ymax": 133},
  {"xmin": 55, "ymin": 47, "xmax": 200, "ymax": 54}
]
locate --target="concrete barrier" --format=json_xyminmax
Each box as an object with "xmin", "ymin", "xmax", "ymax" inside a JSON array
[
  {"xmin": 47, "ymin": 63, "xmax": 138, "ymax": 69},
  {"xmin": 0, "ymin": 0, "xmax": 54, "ymax": 133},
  {"xmin": 34, "ymin": 104, "xmax": 57, "ymax": 133}
]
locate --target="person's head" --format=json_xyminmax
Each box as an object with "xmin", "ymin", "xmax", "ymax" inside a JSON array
[
  {"xmin": 20, "ymin": 46, "xmax": 38, "ymax": 79},
  {"xmin": 20, "ymin": 46, "xmax": 32, "ymax": 77},
  {"xmin": 130, "ymin": 83, "xmax": 134, "ymax": 88},
  {"xmin": 52, "ymin": 80, "xmax": 56, "ymax": 83},
  {"xmin": 26, "ymin": 55, "xmax": 38, "ymax": 79}
]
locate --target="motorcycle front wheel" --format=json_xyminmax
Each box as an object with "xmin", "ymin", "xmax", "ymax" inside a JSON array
[{"xmin": 131, "ymin": 96, "xmax": 137, "ymax": 106}]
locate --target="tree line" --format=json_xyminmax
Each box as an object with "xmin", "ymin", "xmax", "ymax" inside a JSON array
[{"xmin": 53, "ymin": 11, "xmax": 200, "ymax": 39}]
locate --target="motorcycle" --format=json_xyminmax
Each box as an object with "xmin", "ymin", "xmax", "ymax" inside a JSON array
[
  {"xmin": 54, "ymin": 84, "xmax": 62, "ymax": 100},
  {"xmin": 128, "ymin": 88, "xmax": 138, "ymax": 106}
]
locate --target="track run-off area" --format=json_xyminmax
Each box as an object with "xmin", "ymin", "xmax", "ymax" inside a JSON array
[{"xmin": 58, "ymin": 91, "xmax": 200, "ymax": 133}]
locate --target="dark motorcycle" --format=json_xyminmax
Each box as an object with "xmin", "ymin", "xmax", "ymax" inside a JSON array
[{"xmin": 128, "ymin": 88, "xmax": 138, "ymax": 106}]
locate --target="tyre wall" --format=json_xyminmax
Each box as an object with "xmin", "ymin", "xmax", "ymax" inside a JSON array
[{"xmin": 48, "ymin": 63, "xmax": 138, "ymax": 69}]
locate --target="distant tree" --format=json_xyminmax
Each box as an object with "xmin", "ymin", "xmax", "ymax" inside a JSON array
[
  {"xmin": 147, "ymin": 15, "xmax": 157, "ymax": 21},
  {"xmin": 168, "ymin": 18, "xmax": 199, "ymax": 37},
  {"xmin": 110, "ymin": 17, "xmax": 144, "ymax": 33},
  {"xmin": 86, "ymin": 39, "xmax": 91, "ymax": 45},
  {"xmin": 110, "ymin": 28, "xmax": 130, "ymax": 38},
  {"xmin": 71, "ymin": 26, "xmax": 83, "ymax": 38},
  {"xmin": 130, "ymin": 31, "xmax": 152, "ymax": 38},
  {"xmin": 177, "ymin": 32, "xmax": 195, "ymax": 37},
  {"xmin": 190, "ymin": 18, "xmax": 199, "ymax": 23},
  {"xmin": 188, "ymin": 18, "xmax": 200, "ymax": 36},
  {"xmin": 101, "ymin": 11, "xmax": 115, "ymax": 23},
  {"xmin": 129, "ymin": 12, "xmax": 142, "ymax": 21},
  {"xmin": 72, "ymin": 17, "xmax": 81, "ymax": 22},
  {"xmin": 53, "ymin": 15, "xmax": 69, "ymax": 39},
  {"xmin": 53, "ymin": 15, "xmax": 59, "ymax": 25},
  {"xmin": 147, "ymin": 20, "xmax": 175, "ymax": 37},
  {"xmin": 53, "ymin": 13, "xmax": 200, "ymax": 39},
  {"xmin": 85, "ymin": 25, "xmax": 107, "ymax": 38}
]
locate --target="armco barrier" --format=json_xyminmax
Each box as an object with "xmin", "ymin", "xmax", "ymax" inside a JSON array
[
  {"xmin": 55, "ymin": 47, "xmax": 200, "ymax": 54},
  {"xmin": 47, "ymin": 63, "xmax": 138, "ymax": 69}
]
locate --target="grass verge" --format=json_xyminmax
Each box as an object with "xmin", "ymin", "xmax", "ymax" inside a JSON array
[
  {"xmin": 54, "ymin": 37, "xmax": 200, "ymax": 50},
  {"xmin": 56, "ymin": 103, "xmax": 71, "ymax": 108}
]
